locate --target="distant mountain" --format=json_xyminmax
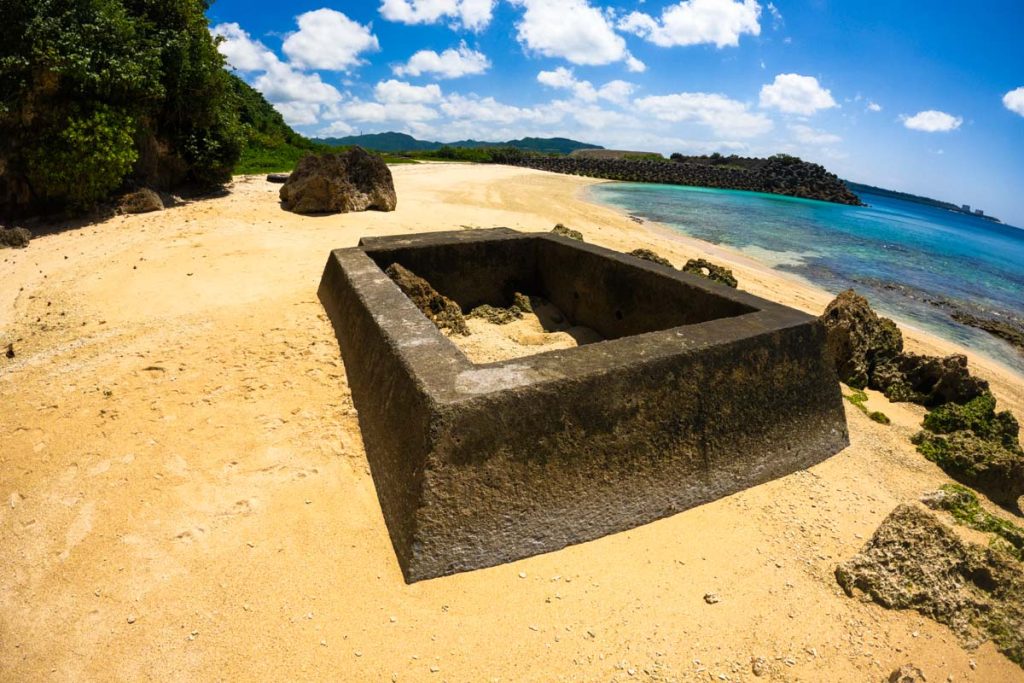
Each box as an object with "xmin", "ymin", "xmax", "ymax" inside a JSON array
[{"xmin": 315, "ymin": 131, "xmax": 603, "ymax": 155}]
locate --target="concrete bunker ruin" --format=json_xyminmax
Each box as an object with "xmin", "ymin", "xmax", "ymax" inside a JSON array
[{"xmin": 318, "ymin": 228, "xmax": 849, "ymax": 582}]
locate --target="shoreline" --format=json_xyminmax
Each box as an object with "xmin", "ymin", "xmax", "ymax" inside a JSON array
[
  {"xmin": 2, "ymin": 163, "xmax": 1022, "ymax": 681},
  {"xmin": 573, "ymin": 177, "xmax": 1024, "ymax": 392}
]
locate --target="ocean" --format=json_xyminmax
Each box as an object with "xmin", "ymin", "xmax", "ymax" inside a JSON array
[{"xmin": 587, "ymin": 182, "xmax": 1024, "ymax": 376}]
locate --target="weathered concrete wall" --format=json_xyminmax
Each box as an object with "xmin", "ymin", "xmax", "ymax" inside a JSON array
[
  {"xmin": 318, "ymin": 228, "xmax": 849, "ymax": 582},
  {"xmin": 494, "ymin": 154, "xmax": 864, "ymax": 206}
]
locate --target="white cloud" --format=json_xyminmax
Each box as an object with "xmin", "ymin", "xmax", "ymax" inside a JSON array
[
  {"xmin": 339, "ymin": 99, "xmax": 441, "ymax": 124},
  {"xmin": 537, "ymin": 68, "xmax": 638, "ymax": 107},
  {"xmin": 619, "ymin": 0, "xmax": 761, "ymax": 48},
  {"xmin": 510, "ymin": 0, "xmax": 641, "ymax": 70},
  {"xmin": 274, "ymin": 102, "xmax": 322, "ymax": 127},
  {"xmin": 634, "ymin": 92, "xmax": 773, "ymax": 138},
  {"xmin": 598, "ymin": 80, "xmax": 636, "ymax": 106},
  {"xmin": 251, "ymin": 62, "xmax": 342, "ymax": 105},
  {"xmin": 282, "ymin": 9, "xmax": 379, "ymax": 71},
  {"xmin": 393, "ymin": 43, "xmax": 491, "ymax": 78},
  {"xmin": 379, "ymin": 0, "xmax": 495, "ymax": 31},
  {"xmin": 1004, "ymin": 87, "xmax": 1024, "ymax": 117},
  {"xmin": 902, "ymin": 110, "xmax": 962, "ymax": 132},
  {"xmin": 866, "ymin": 101, "xmax": 882, "ymax": 112},
  {"xmin": 789, "ymin": 124, "xmax": 841, "ymax": 145},
  {"xmin": 537, "ymin": 67, "xmax": 597, "ymax": 101},
  {"xmin": 374, "ymin": 80, "xmax": 444, "ymax": 104},
  {"xmin": 440, "ymin": 94, "xmax": 561, "ymax": 125},
  {"xmin": 759, "ymin": 73, "xmax": 837, "ymax": 115},
  {"xmin": 211, "ymin": 23, "xmax": 279, "ymax": 72}
]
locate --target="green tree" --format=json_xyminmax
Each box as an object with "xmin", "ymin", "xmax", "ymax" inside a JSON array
[{"xmin": 0, "ymin": 0, "xmax": 243, "ymax": 213}]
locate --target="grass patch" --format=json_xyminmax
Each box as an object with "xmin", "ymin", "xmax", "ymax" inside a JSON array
[{"xmin": 843, "ymin": 388, "xmax": 891, "ymax": 425}]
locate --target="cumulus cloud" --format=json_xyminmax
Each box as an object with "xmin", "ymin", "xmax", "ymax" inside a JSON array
[
  {"xmin": 634, "ymin": 92, "xmax": 773, "ymax": 138},
  {"xmin": 789, "ymin": 124, "xmax": 841, "ymax": 145},
  {"xmin": 211, "ymin": 20, "xmax": 346, "ymax": 127},
  {"xmin": 374, "ymin": 79, "xmax": 444, "ymax": 104},
  {"xmin": 1004, "ymin": 87, "xmax": 1024, "ymax": 117},
  {"xmin": 393, "ymin": 43, "xmax": 491, "ymax": 78},
  {"xmin": 759, "ymin": 73, "xmax": 837, "ymax": 115},
  {"xmin": 252, "ymin": 62, "xmax": 343, "ymax": 106},
  {"xmin": 510, "ymin": 0, "xmax": 642, "ymax": 70},
  {"xmin": 282, "ymin": 8, "xmax": 379, "ymax": 71},
  {"xmin": 902, "ymin": 110, "xmax": 962, "ymax": 132},
  {"xmin": 338, "ymin": 100, "xmax": 441, "ymax": 124},
  {"xmin": 441, "ymin": 93, "xmax": 561, "ymax": 125},
  {"xmin": 866, "ymin": 101, "xmax": 882, "ymax": 112},
  {"xmin": 598, "ymin": 80, "xmax": 636, "ymax": 106},
  {"xmin": 537, "ymin": 67, "xmax": 597, "ymax": 101},
  {"xmin": 537, "ymin": 68, "xmax": 638, "ymax": 107},
  {"xmin": 379, "ymin": 0, "xmax": 495, "ymax": 31},
  {"xmin": 211, "ymin": 23, "xmax": 279, "ymax": 72},
  {"xmin": 619, "ymin": 0, "xmax": 761, "ymax": 48}
]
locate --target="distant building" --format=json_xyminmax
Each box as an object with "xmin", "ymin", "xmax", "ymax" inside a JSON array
[
  {"xmin": 962, "ymin": 204, "xmax": 971, "ymax": 212},
  {"xmin": 975, "ymin": 209, "xmax": 985, "ymax": 216}
]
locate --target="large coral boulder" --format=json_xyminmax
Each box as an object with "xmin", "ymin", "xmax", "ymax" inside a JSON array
[
  {"xmin": 0, "ymin": 227, "xmax": 32, "ymax": 249},
  {"xmin": 118, "ymin": 188, "xmax": 164, "ymax": 214},
  {"xmin": 280, "ymin": 147, "xmax": 397, "ymax": 214}
]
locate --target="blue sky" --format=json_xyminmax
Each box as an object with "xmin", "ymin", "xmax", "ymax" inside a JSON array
[{"xmin": 207, "ymin": 0, "xmax": 1024, "ymax": 226}]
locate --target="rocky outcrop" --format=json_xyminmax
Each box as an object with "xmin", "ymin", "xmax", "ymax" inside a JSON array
[
  {"xmin": 682, "ymin": 259, "xmax": 738, "ymax": 288},
  {"xmin": 495, "ymin": 153, "xmax": 863, "ymax": 206},
  {"xmin": 629, "ymin": 248, "xmax": 673, "ymax": 267},
  {"xmin": 118, "ymin": 188, "xmax": 164, "ymax": 214},
  {"xmin": 953, "ymin": 311, "xmax": 1024, "ymax": 354},
  {"xmin": 836, "ymin": 504, "xmax": 1024, "ymax": 666},
  {"xmin": 820, "ymin": 289, "xmax": 904, "ymax": 389},
  {"xmin": 551, "ymin": 224, "xmax": 583, "ymax": 241},
  {"xmin": 0, "ymin": 227, "xmax": 32, "ymax": 249},
  {"xmin": 385, "ymin": 263, "xmax": 469, "ymax": 336},
  {"xmin": 820, "ymin": 290, "xmax": 1023, "ymax": 510},
  {"xmin": 280, "ymin": 147, "xmax": 397, "ymax": 214}
]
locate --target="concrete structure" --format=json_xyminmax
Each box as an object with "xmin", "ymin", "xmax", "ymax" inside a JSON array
[{"xmin": 318, "ymin": 229, "xmax": 849, "ymax": 582}]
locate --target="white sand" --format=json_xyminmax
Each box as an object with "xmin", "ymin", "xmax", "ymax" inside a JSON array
[{"xmin": 1, "ymin": 163, "xmax": 1022, "ymax": 681}]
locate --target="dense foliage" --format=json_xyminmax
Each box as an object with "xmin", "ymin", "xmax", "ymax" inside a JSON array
[{"xmin": 0, "ymin": 0, "xmax": 243, "ymax": 212}]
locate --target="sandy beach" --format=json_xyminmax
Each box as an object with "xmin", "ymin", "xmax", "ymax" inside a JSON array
[{"xmin": 2, "ymin": 163, "xmax": 1022, "ymax": 681}]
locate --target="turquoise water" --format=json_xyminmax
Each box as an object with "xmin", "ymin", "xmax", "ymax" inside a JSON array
[{"xmin": 588, "ymin": 182, "xmax": 1024, "ymax": 376}]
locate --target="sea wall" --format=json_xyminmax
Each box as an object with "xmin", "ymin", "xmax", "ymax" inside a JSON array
[{"xmin": 494, "ymin": 154, "xmax": 864, "ymax": 206}]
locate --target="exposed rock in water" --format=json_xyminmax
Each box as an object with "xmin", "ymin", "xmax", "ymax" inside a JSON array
[
  {"xmin": 953, "ymin": 311, "xmax": 1024, "ymax": 354},
  {"xmin": 820, "ymin": 289, "xmax": 904, "ymax": 389},
  {"xmin": 681, "ymin": 258, "xmax": 738, "ymax": 288},
  {"xmin": 835, "ymin": 504, "xmax": 1024, "ymax": 667},
  {"xmin": 280, "ymin": 147, "xmax": 397, "ymax": 214},
  {"xmin": 118, "ymin": 188, "xmax": 164, "ymax": 214},
  {"xmin": 385, "ymin": 263, "xmax": 469, "ymax": 336},
  {"xmin": 551, "ymin": 224, "xmax": 583, "ymax": 241},
  {"xmin": 266, "ymin": 173, "xmax": 290, "ymax": 184},
  {"xmin": 0, "ymin": 227, "xmax": 32, "ymax": 249},
  {"xmin": 629, "ymin": 248, "xmax": 673, "ymax": 267}
]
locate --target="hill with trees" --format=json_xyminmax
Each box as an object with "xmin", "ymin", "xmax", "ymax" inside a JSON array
[{"xmin": 317, "ymin": 132, "xmax": 602, "ymax": 156}]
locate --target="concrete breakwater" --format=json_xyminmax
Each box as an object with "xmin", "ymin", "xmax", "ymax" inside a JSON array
[{"xmin": 495, "ymin": 154, "xmax": 864, "ymax": 206}]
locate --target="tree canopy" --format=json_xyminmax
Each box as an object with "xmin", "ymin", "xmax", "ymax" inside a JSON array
[{"xmin": 0, "ymin": 0, "xmax": 244, "ymax": 213}]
